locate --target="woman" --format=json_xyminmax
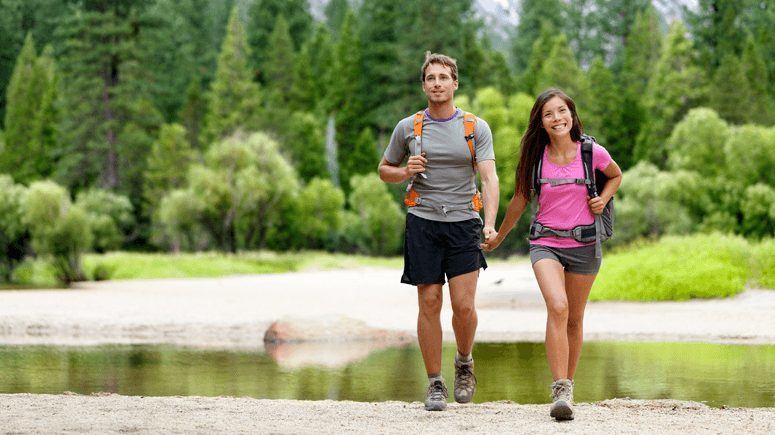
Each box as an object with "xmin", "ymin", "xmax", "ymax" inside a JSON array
[{"xmin": 481, "ymin": 88, "xmax": 622, "ymax": 420}]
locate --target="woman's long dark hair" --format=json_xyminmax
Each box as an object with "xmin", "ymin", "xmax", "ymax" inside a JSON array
[{"xmin": 514, "ymin": 88, "xmax": 584, "ymax": 201}]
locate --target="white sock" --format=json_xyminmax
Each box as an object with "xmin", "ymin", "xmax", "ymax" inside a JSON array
[{"xmin": 456, "ymin": 351, "xmax": 472, "ymax": 363}]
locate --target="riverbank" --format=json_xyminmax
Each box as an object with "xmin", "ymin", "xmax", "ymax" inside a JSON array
[
  {"xmin": 0, "ymin": 263, "xmax": 773, "ymax": 348},
  {"xmin": 1, "ymin": 394, "xmax": 772, "ymax": 434}
]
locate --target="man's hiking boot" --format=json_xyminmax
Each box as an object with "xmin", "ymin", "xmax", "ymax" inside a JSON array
[
  {"xmin": 453, "ymin": 358, "xmax": 476, "ymax": 403},
  {"xmin": 549, "ymin": 379, "xmax": 574, "ymax": 421},
  {"xmin": 424, "ymin": 379, "xmax": 448, "ymax": 411}
]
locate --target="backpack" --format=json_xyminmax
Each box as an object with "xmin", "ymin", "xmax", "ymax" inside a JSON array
[
  {"xmin": 403, "ymin": 110, "xmax": 483, "ymax": 215},
  {"xmin": 529, "ymin": 134, "xmax": 614, "ymax": 255}
]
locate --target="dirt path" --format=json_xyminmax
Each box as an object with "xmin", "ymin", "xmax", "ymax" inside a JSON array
[{"xmin": 1, "ymin": 394, "xmax": 773, "ymax": 434}]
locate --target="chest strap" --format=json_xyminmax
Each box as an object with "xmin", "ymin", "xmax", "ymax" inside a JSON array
[{"xmin": 537, "ymin": 178, "xmax": 590, "ymax": 187}]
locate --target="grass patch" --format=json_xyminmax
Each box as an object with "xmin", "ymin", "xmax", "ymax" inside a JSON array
[
  {"xmin": 592, "ymin": 234, "xmax": 751, "ymax": 301},
  {"xmin": 751, "ymin": 238, "xmax": 775, "ymax": 289},
  {"xmin": 81, "ymin": 251, "xmax": 402, "ymax": 280}
]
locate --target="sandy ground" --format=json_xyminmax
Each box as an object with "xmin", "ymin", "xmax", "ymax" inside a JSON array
[
  {"xmin": 0, "ymin": 263, "xmax": 773, "ymax": 433},
  {"xmin": 1, "ymin": 394, "xmax": 773, "ymax": 434},
  {"xmin": 0, "ymin": 263, "xmax": 773, "ymax": 348}
]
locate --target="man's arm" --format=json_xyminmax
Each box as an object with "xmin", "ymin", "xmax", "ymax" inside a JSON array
[
  {"xmin": 477, "ymin": 159, "xmax": 499, "ymax": 237},
  {"xmin": 378, "ymin": 155, "xmax": 427, "ymax": 184}
]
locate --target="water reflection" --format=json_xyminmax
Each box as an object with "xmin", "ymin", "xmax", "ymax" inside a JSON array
[{"xmin": 0, "ymin": 342, "xmax": 772, "ymax": 407}]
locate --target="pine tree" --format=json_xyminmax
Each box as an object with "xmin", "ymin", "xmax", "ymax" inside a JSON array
[
  {"xmin": 684, "ymin": 0, "xmax": 747, "ymax": 71},
  {"xmin": 144, "ymin": 123, "xmax": 196, "ymax": 211},
  {"xmin": 586, "ymin": 57, "xmax": 631, "ymax": 168},
  {"xmin": 617, "ymin": 6, "xmax": 662, "ymax": 169},
  {"xmin": 1, "ymin": 33, "xmax": 41, "ymax": 181},
  {"xmin": 201, "ymin": 6, "xmax": 263, "ymax": 146},
  {"xmin": 534, "ymin": 34, "xmax": 589, "ymax": 106},
  {"xmin": 1, "ymin": 33, "xmax": 57, "ymax": 182},
  {"xmin": 178, "ymin": 77, "xmax": 205, "ymax": 150},
  {"xmin": 0, "ymin": 0, "xmax": 70, "ymax": 124},
  {"xmin": 620, "ymin": 6, "xmax": 662, "ymax": 97},
  {"xmin": 635, "ymin": 21, "xmax": 703, "ymax": 166},
  {"xmin": 709, "ymin": 54, "xmax": 752, "ymax": 125},
  {"xmin": 520, "ymin": 21, "xmax": 555, "ymax": 95},
  {"xmin": 247, "ymin": 0, "xmax": 312, "ymax": 82},
  {"xmin": 325, "ymin": 0, "xmax": 349, "ymax": 37},
  {"xmin": 331, "ymin": 11, "xmax": 369, "ymax": 193},
  {"xmin": 264, "ymin": 14, "xmax": 296, "ymax": 111},
  {"xmin": 56, "ymin": 1, "xmax": 162, "ymax": 195},
  {"xmin": 741, "ymin": 35, "xmax": 772, "ymax": 125},
  {"xmin": 283, "ymin": 111, "xmax": 328, "ymax": 182},
  {"xmin": 140, "ymin": 0, "xmax": 213, "ymax": 121},
  {"xmin": 510, "ymin": 0, "xmax": 566, "ymax": 73}
]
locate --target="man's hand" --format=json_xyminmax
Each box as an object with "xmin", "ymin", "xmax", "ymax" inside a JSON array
[
  {"xmin": 406, "ymin": 153, "xmax": 427, "ymax": 177},
  {"xmin": 587, "ymin": 195, "xmax": 607, "ymax": 215},
  {"xmin": 480, "ymin": 226, "xmax": 500, "ymax": 252}
]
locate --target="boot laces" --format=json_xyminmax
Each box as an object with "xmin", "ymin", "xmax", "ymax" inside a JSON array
[{"xmin": 427, "ymin": 380, "xmax": 448, "ymax": 401}]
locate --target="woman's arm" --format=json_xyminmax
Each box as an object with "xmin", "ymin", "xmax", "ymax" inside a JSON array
[
  {"xmin": 588, "ymin": 160, "xmax": 622, "ymax": 214},
  {"xmin": 481, "ymin": 191, "xmax": 529, "ymax": 252}
]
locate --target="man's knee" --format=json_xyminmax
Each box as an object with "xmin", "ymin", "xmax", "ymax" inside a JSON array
[
  {"xmin": 418, "ymin": 288, "xmax": 443, "ymax": 315},
  {"xmin": 451, "ymin": 298, "xmax": 476, "ymax": 319}
]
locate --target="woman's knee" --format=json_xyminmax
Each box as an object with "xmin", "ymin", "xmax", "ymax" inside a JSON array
[
  {"xmin": 547, "ymin": 299, "xmax": 569, "ymax": 320},
  {"xmin": 567, "ymin": 315, "xmax": 584, "ymax": 332}
]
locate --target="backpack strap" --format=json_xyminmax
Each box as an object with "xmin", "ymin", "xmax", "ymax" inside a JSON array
[
  {"xmin": 463, "ymin": 112, "xmax": 477, "ymax": 172},
  {"xmin": 532, "ymin": 145, "xmax": 545, "ymax": 197},
  {"xmin": 413, "ymin": 111, "xmax": 424, "ymax": 154},
  {"xmin": 580, "ymin": 133, "xmax": 604, "ymax": 258},
  {"xmin": 580, "ymin": 134, "xmax": 597, "ymax": 198}
]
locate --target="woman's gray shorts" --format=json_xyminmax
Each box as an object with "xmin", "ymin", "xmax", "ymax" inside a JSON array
[{"xmin": 529, "ymin": 244, "xmax": 601, "ymax": 275}]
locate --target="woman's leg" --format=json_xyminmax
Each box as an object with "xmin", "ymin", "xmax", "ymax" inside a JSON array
[
  {"xmin": 533, "ymin": 259, "xmax": 569, "ymax": 380},
  {"xmin": 565, "ymin": 272, "xmax": 596, "ymax": 380}
]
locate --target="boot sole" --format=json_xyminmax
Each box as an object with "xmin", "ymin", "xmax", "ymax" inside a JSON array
[
  {"xmin": 454, "ymin": 388, "xmax": 476, "ymax": 403},
  {"xmin": 550, "ymin": 400, "xmax": 574, "ymax": 421},
  {"xmin": 424, "ymin": 401, "xmax": 447, "ymax": 411}
]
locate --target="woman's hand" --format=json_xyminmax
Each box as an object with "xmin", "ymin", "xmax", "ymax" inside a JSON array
[
  {"xmin": 480, "ymin": 230, "xmax": 502, "ymax": 252},
  {"xmin": 587, "ymin": 195, "xmax": 607, "ymax": 215}
]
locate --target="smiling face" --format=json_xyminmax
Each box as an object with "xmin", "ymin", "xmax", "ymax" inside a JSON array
[
  {"xmin": 422, "ymin": 62, "xmax": 458, "ymax": 105},
  {"xmin": 541, "ymin": 96, "xmax": 574, "ymax": 138}
]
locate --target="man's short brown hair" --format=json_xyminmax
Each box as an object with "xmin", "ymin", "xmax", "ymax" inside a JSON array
[{"xmin": 420, "ymin": 51, "xmax": 458, "ymax": 82}]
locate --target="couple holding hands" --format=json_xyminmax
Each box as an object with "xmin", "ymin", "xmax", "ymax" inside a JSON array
[{"xmin": 378, "ymin": 52, "xmax": 622, "ymax": 420}]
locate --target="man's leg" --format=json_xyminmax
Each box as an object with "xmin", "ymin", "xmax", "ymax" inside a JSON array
[
  {"xmin": 417, "ymin": 284, "xmax": 444, "ymax": 376},
  {"xmin": 449, "ymin": 270, "xmax": 479, "ymax": 403},
  {"xmin": 448, "ymin": 270, "xmax": 478, "ymax": 356}
]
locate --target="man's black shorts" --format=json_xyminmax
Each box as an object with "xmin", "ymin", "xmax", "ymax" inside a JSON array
[{"xmin": 401, "ymin": 213, "xmax": 488, "ymax": 285}]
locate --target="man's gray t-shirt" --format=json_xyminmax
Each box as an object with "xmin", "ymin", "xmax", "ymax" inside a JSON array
[{"xmin": 383, "ymin": 109, "xmax": 495, "ymax": 222}]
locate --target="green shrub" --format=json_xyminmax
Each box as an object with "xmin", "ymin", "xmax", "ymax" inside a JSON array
[
  {"xmin": 89, "ymin": 262, "xmax": 117, "ymax": 281},
  {"xmin": 21, "ymin": 181, "xmax": 93, "ymax": 284},
  {"xmin": 592, "ymin": 234, "xmax": 750, "ymax": 301},
  {"xmin": 75, "ymin": 188, "xmax": 134, "ymax": 252}
]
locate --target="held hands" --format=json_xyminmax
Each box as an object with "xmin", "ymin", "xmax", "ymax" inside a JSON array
[
  {"xmin": 587, "ymin": 195, "xmax": 607, "ymax": 215},
  {"xmin": 480, "ymin": 226, "xmax": 500, "ymax": 252},
  {"xmin": 405, "ymin": 152, "xmax": 427, "ymax": 178}
]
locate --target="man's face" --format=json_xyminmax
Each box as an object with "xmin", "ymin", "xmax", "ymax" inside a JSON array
[{"xmin": 422, "ymin": 63, "xmax": 458, "ymax": 104}]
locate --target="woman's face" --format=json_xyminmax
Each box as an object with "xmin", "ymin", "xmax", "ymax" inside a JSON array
[{"xmin": 540, "ymin": 96, "xmax": 573, "ymax": 139}]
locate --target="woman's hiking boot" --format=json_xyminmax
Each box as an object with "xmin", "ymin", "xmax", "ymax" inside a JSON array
[
  {"xmin": 453, "ymin": 357, "xmax": 476, "ymax": 403},
  {"xmin": 549, "ymin": 379, "xmax": 574, "ymax": 421},
  {"xmin": 424, "ymin": 379, "xmax": 448, "ymax": 411}
]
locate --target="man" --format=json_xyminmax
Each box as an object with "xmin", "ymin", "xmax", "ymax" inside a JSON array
[{"xmin": 378, "ymin": 52, "xmax": 498, "ymax": 411}]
